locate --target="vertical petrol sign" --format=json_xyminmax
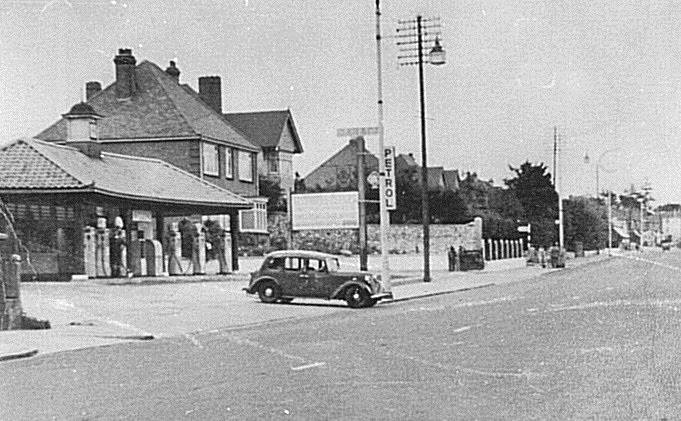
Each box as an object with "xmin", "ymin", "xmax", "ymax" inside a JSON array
[{"xmin": 384, "ymin": 146, "xmax": 396, "ymax": 210}]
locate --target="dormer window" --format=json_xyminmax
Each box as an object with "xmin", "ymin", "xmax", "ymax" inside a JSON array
[{"xmin": 89, "ymin": 121, "xmax": 98, "ymax": 140}]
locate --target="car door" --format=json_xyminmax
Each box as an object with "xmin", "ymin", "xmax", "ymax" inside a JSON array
[
  {"xmin": 307, "ymin": 258, "xmax": 342, "ymax": 298},
  {"xmin": 280, "ymin": 256, "xmax": 305, "ymax": 295}
]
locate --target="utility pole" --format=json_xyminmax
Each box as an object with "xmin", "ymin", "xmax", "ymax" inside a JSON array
[
  {"xmin": 397, "ymin": 15, "xmax": 445, "ymax": 283},
  {"xmin": 356, "ymin": 136, "xmax": 368, "ymax": 271},
  {"xmin": 554, "ymin": 127, "xmax": 564, "ymax": 249}
]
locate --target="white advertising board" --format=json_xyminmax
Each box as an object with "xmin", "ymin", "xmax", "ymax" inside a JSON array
[{"xmin": 292, "ymin": 192, "xmax": 359, "ymax": 230}]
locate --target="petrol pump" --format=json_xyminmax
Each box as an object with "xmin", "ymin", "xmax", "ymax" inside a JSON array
[{"xmin": 191, "ymin": 223, "xmax": 206, "ymax": 275}]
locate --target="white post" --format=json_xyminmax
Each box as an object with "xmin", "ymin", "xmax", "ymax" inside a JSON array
[
  {"xmin": 608, "ymin": 190, "xmax": 612, "ymax": 255},
  {"xmin": 375, "ymin": 0, "xmax": 391, "ymax": 290}
]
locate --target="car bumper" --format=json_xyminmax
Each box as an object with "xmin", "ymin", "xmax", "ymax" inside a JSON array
[
  {"xmin": 243, "ymin": 286, "xmax": 255, "ymax": 294},
  {"xmin": 371, "ymin": 291, "xmax": 393, "ymax": 301}
]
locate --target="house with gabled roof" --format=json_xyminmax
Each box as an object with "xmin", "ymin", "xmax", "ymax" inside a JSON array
[
  {"xmin": 36, "ymin": 49, "xmax": 269, "ymax": 237},
  {"xmin": 0, "ymin": 102, "xmax": 253, "ymax": 280},
  {"xmin": 303, "ymin": 137, "xmax": 378, "ymax": 192}
]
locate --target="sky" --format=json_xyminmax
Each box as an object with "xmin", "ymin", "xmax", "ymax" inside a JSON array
[{"xmin": 1, "ymin": 0, "xmax": 680, "ymax": 205}]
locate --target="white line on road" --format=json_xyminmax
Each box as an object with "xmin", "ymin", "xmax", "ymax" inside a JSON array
[
  {"xmin": 452, "ymin": 326, "xmax": 472, "ymax": 333},
  {"xmin": 291, "ymin": 362, "xmax": 326, "ymax": 371},
  {"xmin": 619, "ymin": 254, "xmax": 681, "ymax": 272}
]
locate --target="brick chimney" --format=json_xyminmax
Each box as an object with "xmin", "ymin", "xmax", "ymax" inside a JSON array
[
  {"xmin": 85, "ymin": 81, "xmax": 102, "ymax": 100},
  {"xmin": 165, "ymin": 61, "xmax": 180, "ymax": 82},
  {"xmin": 113, "ymin": 48, "xmax": 136, "ymax": 100},
  {"xmin": 198, "ymin": 76, "xmax": 222, "ymax": 114}
]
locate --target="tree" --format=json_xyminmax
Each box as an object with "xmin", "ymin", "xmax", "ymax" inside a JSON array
[
  {"xmin": 430, "ymin": 190, "xmax": 469, "ymax": 224},
  {"xmin": 563, "ymin": 196, "xmax": 606, "ymax": 251},
  {"xmin": 505, "ymin": 161, "xmax": 558, "ymax": 247},
  {"xmin": 259, "ymin": 178, "xmax": 286, "ymax": 213},
  {"xmin": 391, "ymin": 165, "xmax": 422, "ymax": 224}
]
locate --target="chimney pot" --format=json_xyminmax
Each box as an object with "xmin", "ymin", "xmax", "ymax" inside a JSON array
[
  {"xmin": 113, "ymin": 48, "xmax": 137, "ymax": 100},
  {"xmin": 165, "ymin": 60, "xmax": 181, "ymax": 82},
  {"xmin": 198, "ymin": 76, "xmax": 222, "ymax": 114}
]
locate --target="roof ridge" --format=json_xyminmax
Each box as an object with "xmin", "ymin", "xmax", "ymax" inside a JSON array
[
  {"xmin": 17, "ymin": 139, "xmax": 86, "ymax": 187},
  {"xmin": 141, "ymin": 61, "xmax": 195, "ymax": 133}
]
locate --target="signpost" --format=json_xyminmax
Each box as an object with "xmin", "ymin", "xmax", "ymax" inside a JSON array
[{"xmin": 336, "ymin": 127, "xmax": 379, "ymax": 138}]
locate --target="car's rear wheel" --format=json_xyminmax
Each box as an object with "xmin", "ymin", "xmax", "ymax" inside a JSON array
[
  {"xmin": 345, "ymin": 285, "xmax": 371, "ymax": 309},
  {"xmin": 258, "ymin": 281, "xmax": 280, "ymax": 304}
]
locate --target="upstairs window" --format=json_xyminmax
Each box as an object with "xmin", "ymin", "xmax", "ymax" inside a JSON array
[
  {"xmin": 239, "ymin": 151, "xmax": 254, "ymax": 182},
  {"xmin": 225, "ymin": 147, "xmax": 233, "ymax": 179},
  {"xmin": 202, "ymin": 143, "xmax": 219, "ymax": 176},
  {"xmin": 268, "ymin": 151, "xmax": 279, "ymax": 174}
]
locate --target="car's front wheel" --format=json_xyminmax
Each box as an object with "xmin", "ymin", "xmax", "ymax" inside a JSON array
[
  {"xmin": 258, "ymin": 280, "xmax": 281, "ymax": 304},
  {"xmin": 345, "ymin": 285, "xmax": 372, "ymax": 309}
]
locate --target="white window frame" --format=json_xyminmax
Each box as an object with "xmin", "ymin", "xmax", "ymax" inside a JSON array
[
  {"xmin": 239, "ymin": 200, "xmax": 268, "ymax": 233},
  {"xmin": 225, "ymin": 147, "xmax": 233, "ymax": 179},
  {"xmin": 238, "ymin": 150, "xmax": 254, "ymax": 182},
  {"xmin": 202, "ymin": 142, "xmax": 219, "ymax": 177}
]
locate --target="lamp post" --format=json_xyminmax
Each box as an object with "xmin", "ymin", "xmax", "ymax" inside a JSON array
[
  {"xmin": 584, "ymin": 148, "xmax": 618, "ymax": 254},
  {"xmin": 374, "ymin": 0, "xmax": 391, "ymax": 291},
  {"xmin": 397, "ymin": 15, "xmax": 445, "ymax": 282}
]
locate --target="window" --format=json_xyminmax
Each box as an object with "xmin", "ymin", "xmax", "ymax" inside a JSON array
[
  {"xmin": 268, "ymin": 151, "xmax": 279, "ymax": 174},
  {"xmin": 284, "ymin": 257, "xmax": 302, "ymax": 271},
  {"xmin": 239, "ymin": 200, "xmax": 267, "ymax": 233},
  {"xmin": 202, "ymin": 143, "xmax": 219, "ymax": 176},
  {"xmin": 89, "ymin": 122, "xmax": 98, "ymax": 140},
  {"xmin": 238, "ymin": 151, "xmax": 253, "ymax": 182},
  {"xmin": 225, "ymin": 148, "xmax": 233, "ymax": 179}
]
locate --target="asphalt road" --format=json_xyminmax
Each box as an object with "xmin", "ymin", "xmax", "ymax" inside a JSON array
[{"xmin": 2, "ymin": 251, "xmax": 681, "ymax": 420}]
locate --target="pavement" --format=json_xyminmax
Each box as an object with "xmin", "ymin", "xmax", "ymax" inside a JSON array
[{"xmin": 0, "ymin": 251, "xmax": 610, "ymax": 362}]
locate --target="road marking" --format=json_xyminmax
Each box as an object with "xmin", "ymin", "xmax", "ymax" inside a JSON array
[
  {"xmin": 619, "ymin": 254, "xmax": 681, "ymax": 272},
  {"xmin": 452, "ymin": 326, "xmax": 471, "ymax": 333},
  {"xmin": 291, "ymin": 362, "xmax": 326, "ymax": 371},
  {"xmin": 184, "ymin": 333, "xmax": 204, "ymax": 349},
  {"xmin": 224, "ymin": 334, "xmax": 307, "ymax": 363},
  {"xmin": 549, "ymin": 298, "xmax": 681, "ymax": 312}
]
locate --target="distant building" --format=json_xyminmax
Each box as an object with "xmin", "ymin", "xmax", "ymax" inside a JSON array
[{"xmin": 303, "ymin": 140, "xmax": 459, "ymax": 194}]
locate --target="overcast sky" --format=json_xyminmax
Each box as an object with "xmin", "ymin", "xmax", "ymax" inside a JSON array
[{"xmin": 1, "ymin": 0, "xmax": 680, "ymax": 204}]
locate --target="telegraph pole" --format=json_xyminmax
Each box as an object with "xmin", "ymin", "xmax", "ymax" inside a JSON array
[{"xmin": 397, "ymin": 15, "xmax": 444, "ymax": 283}]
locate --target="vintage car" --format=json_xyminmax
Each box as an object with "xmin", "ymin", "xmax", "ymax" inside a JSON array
[{"xmin": 244, "ymin": 250, "xmax": 393, "ymax": 308}]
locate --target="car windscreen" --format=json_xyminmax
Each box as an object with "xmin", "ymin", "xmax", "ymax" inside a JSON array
[{"xmin": 326, "ymin": 258, "xmax": 340, "ymax": 273}]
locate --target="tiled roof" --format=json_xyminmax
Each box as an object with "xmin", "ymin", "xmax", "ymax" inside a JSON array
[
  {"xmin": 427, "ymin": 167, "xmax": 445, "ymax": 190},
  {"xmin": 0, "ymin": 138, "xmax": 252, "ymax": 209},
  {"xmin": 36, "ymin": 61, "xmax": 259, "ymax": 152},
  {"xmin": 443, "ymin": 170, "xmax": 460, "ymax": 191},
  {"xmin": 223, "ymin": 110, "xmax": 303, "ymax": 153}
]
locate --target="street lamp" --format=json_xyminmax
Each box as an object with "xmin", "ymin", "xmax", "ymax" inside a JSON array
[
  {"xmin": 397, "ymin": 15, "xmax": 445, "ymax": 283},
  {"xmin": 584, "ymin": 148, "xmax": 619, "ymax": 254}
]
